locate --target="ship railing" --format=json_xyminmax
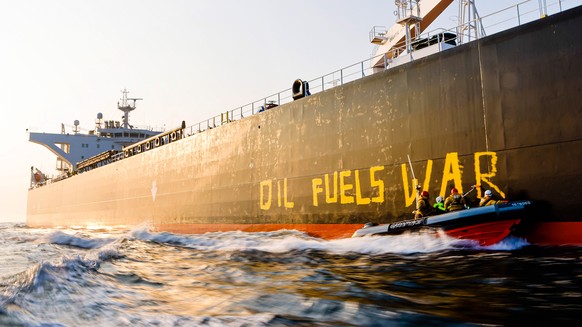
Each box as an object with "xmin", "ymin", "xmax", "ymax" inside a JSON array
[
  {"xmin": 99, "ymin": 120, "xmax": 163, "ymax": 133},
  {"xmin": 30, "ymin": 171, "xmax": 72, "ymax": 189},
  {"xmin": 480, "ymin": 0, "xmax": 569, "ymax": 33},
  {"xmin": 120, "ymin": 123, "xmax": 186, "ymax": 159},
  {"xmin": 181, "ymin": 0, "xmax": 574, "ymax": 138},
  {"xmin": 180, "ymin": 55, "xmax": 385, "ymax": 137},
  {"xmin": 49, "ymin": 174, "xmax": 67, "ymax": 184},
  {"xmin": 73, "ymin": 124, "xmax": 187, "ymax": 175},
  {"xmin": 30, "ymin": 0, "xmax": 576, "ymax": 186},
  {"xmin": 77, "ymin": 150, "xmax": 119, "ymax": 173}
]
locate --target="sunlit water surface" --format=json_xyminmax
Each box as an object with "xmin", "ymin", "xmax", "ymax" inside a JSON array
[{"xmin": 1, "ymin": 222, "xmax": 581, "ymax": 326}]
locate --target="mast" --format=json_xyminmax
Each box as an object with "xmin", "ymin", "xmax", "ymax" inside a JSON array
[
  {"xmin": 117, "ymin": 88, "xmax": 142, "ymax": 129},
  {"xmin": 458, "ymin": 0, "xmax": 486, "ymax": 43},
  {"xmin": 395, "ymin": 0, "xmax": 423, "ymax": 61},
  {"xmin": 369, "ymin": 0, "xmax": 454, "ymax": 69}
]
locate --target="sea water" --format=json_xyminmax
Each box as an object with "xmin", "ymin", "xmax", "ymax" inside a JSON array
[{"xmin": 1, "ymin": 222, "xmax": 581, "ymax": 326}]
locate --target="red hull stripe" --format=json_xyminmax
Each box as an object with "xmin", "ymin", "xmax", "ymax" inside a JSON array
[
  {"xmin": 155, "ymin": 223, "xmax": 364, "ymax": 240},
  {"xmin": 444, "ymin": 219, "xmax": 521, "ymax": 246},
  {"xmin": 522, "ymin": 222, "xmax": 582, "ymax": 246}
]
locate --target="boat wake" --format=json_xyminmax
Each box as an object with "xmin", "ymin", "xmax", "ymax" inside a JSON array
[{"xmin": 130, "ymin": 228, "xmax": 530, "ymax": 255}]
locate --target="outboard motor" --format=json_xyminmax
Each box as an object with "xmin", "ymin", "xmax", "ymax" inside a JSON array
[{"xmin": 292, "ymin": 79, "xmax": 311, "ymax": 100}]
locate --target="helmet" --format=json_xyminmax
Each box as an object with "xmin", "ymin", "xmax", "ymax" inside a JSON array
[
  {"xmin": 451, "ymin": 188, "xmax": 458, "ymax": 194},
  {"xmin": 485, "ymin": 190, "xmax": 493, "ymax": 197},
  {"xmin": 436, "ymin": 196, "xmax": 443, "ymax": 203},
  {"xmin": 421, "ymin": 191, "xmax": 429, "ymax": 197}
]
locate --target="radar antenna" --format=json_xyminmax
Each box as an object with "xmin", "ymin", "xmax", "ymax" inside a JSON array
[
  {"xmin": 117, "ymin": 88, "xmax": 143, "ymax": 129},
  {"xmin": 73, "ymin": 120, "xmax": 80, "ymax": 134}
]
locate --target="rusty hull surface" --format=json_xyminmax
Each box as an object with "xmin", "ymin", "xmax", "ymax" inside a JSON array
[{"xmin": 28, "ymin": 7, "xmax": 582, "ymax": 242}]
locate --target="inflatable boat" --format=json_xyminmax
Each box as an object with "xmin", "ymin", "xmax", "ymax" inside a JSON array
[{"xmin": 352, "ymin": 201, "xmax": 534, "ymax": 246}]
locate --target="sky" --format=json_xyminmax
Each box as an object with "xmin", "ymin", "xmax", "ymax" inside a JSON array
[{"xmin": 0, "ymin": 0, "xmax": 577, "ymax": 222}]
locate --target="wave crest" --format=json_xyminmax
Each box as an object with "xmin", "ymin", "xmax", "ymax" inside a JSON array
[
  {"xmin": 1, "ymin": 238, "xmax": 123, "ymax": 308},
  {"xmin": 38, "ymin": 230, "xmax": 116, "ymax": 249}
]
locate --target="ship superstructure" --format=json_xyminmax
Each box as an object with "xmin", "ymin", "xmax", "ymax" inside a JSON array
[
  {"xmin": 28, "ymin": 89, "xmax": 162, "ymax": 186},
  {"xmin": 369, "ymin": 0, "xmax": 486, "ymax": 70}
]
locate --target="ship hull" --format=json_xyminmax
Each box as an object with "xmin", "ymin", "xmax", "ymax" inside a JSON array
[{"xmin": 27, "ymin": 7, "xmax": 582, "ymax": 245}]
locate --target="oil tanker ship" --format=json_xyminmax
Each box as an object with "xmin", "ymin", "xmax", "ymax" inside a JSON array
[{"xmin": 27, "ymin": 1, "xmax": 582, "ymax": 246}]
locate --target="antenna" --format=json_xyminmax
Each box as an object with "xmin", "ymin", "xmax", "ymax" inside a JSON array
[
  {"xmin": 117, "ymin": 88, "xmax": 143, "ymax": 129},
  {"xmin": 95, "ymin": 112, "xmax": 103, "ymax": 134},
  {"xmin": 73, "ymin": 120, "xmax": 80, "ymax": 134}
]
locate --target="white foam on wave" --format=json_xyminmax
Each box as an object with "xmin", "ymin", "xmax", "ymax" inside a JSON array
[
  {"xmin": 1, "ymin": 231, "xmax": 125, "ymax": 307},
  {"xmin": 130, "ymin": 228, "xmax": 297, "ymax": 251},
  {"xmin": 38, "ymin": 230, "xmax": 117, "ymax": 249},
  {"xmin": 258, "ymin": 231, "xmax": 472, "ymax": 254},
  {"xmin": 479, "ymin": 236, "xmax": 530, "ymax": 251},
  {"xmin": 130, "ymin": 227, "xmax": 504, "ymax": 255},
  {"xmin": 112, "ymin": 312, "xmax": 277, "ymax": 327}
]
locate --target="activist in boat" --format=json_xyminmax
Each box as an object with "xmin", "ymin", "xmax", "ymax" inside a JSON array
[{"xmin": 353, "ymin": 185, "xmax": 533, "ymax": 246}]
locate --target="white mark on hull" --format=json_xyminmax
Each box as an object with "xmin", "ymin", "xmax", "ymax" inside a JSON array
[{"xmin": 152, "ymin": 181, "xmax": 157, "ymax": 202}]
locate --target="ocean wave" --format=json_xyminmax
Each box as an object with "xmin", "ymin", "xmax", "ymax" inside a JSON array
[
  {"xmin": 0, "ymin": 222, "xmax": 27, "ymax": 230},
  {"xmin": 0, "ymin": 225, "xmax": 578, "ymax": 326},
  {"xmin": 130, "ymin": 228, "xmax": 527, "ymax": 255},
  {"xmin": 0, "ymin": 262, "xmax": 44, "ymax": 305},
  {"xmin": 0, "ymin": 238, "xmax": 123, "ymax": 307},
  {"xmin": 38, "ymin": 230, "xmax": 117, "ymax": 249},
  {"xmin": 2, "ymin": 309, "xmax": 277, "ymax": 327},
  {"xmin": 113, "ymin": 313, "xmax": 277, "ymax": 327}
]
